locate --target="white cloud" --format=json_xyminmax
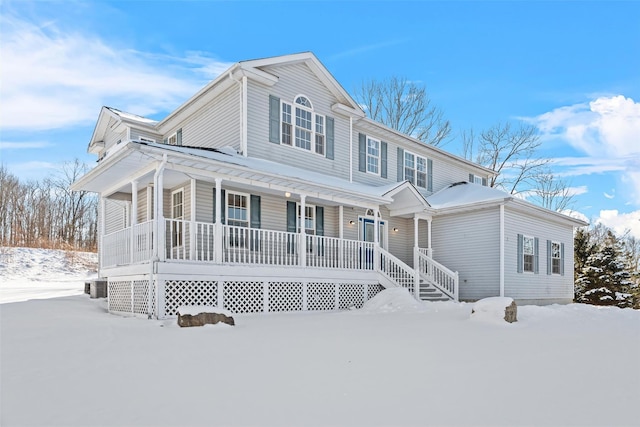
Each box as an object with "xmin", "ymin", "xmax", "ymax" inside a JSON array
[
  {"xmin": 0, "ymin": 14, "xmax": 232, "ymax": 131},
  {"xmin": 534, "ymin": 96, "xmax": 640, "ymax": 206},
  {"xmin": 596, "ymin": 210, "xmax": 640, "ymax": 239},
  {"xmin": 603, "ymin": 191, "xmax": 615, "ymax": 199},
  {"xmin": 0, "ymin": 141, "xmax": 52, "ymax": 149}
]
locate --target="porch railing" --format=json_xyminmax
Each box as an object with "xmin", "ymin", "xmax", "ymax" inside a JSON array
[
  {"xmin": 378, "ymin": 247, "xmax": 416, "ymax": 294},
  {"xmin": 102, "ymin": 227, "xmax": 131, "ymax": 267},
  {"xmin": 165, "ymin": 219, "xmax": 215, "ymax": 261},
  {"xmin": 223, "ymin": 225, "xmax": 298, "ymax": 266},
  {"xmin": 416, "ymin": 248, "xmax": 459, "ymax": 301},
  {"xmin": 306, "ymin": 235, "xmax": 375, "ymax": 270},
  {"xmin": 133, "ymin": 220, "xmax": 154, "ymax": 263}
]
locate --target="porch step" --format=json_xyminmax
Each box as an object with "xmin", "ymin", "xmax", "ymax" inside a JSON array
[{"xmin": 419, "ymin": 285, "xmax": 451, "ymax": 302}]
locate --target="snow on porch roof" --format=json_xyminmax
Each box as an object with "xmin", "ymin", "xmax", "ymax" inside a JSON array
[
  {"xmin": 140, "ymin": 142, "xmax": 400, "ymax": 199},
  {"xmin": 78, "ymin": 140, "xmax": 404, "ymax": 207}
]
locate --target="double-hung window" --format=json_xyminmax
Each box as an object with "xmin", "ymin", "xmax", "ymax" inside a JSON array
[
  {"xmin": 404, "ymin": 151, "xmax": 428, "ymax": 188},
  {"xmin": 226, "ymin": 192, "xmax": 249, "ymax": 248},
  {"xmin": 523, "ymin": 236, "xmax": 535, "ymax": 273},
  {"xmin": 168, "ymin": 133, "xmax": 178, "ymax": 145},
  {"xmin": 297, "ymin": 204, "xmax": 316, "ymax": 235},
  {"xmin": 367, "ymin": 137, "xmax": 380, "ymax": 174},
  {"xmin": 551, "ymin": 241, "xmax": 561, "ymax": 274},
  {"xmin": 280, "ymin": 96, "xmax": 325, "ymax": 155},
  {"xmin": 227, "ymin": 192, "xmax": 248, "ymax": 227}
]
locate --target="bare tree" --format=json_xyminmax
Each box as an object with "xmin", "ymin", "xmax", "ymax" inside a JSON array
[
  {"xmin": 354, "ymin": 76, "xmax": 452, "ymax": 146},
  {"xmin": 528, "ymin": 169, "xmax": 576, "ymax": 212},
  {"xmin": 462, "ymin": 122, "xmax": 550, "ymax": 195}
]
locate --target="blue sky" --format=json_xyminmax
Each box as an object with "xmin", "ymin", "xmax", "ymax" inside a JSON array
[{"xmin": 1, "ymin": 0, "xmax": 639, "ymax": 236}]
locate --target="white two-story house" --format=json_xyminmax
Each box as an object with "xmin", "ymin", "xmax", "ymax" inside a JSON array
[{"xmin": 72, "ymin": 52, "xmax": 586, "ymax": 318}]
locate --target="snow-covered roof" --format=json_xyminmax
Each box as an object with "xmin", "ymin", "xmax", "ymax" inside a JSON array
[
  {"xmin": 426, "ymin": 181, "xmax": 587, "ymax": 226},
  {"xmin": 105, "ymin": 107, "xmax": 158, "ymax": 126},
  {"xmin": 426, "ymin": 181, "xmax": 511, "ymax": 209}
]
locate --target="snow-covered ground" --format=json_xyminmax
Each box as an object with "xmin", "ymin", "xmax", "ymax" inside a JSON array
[
  {"xmin": 1, "ymin": 248, "xmax": 639, "ymax": 427},
  {"xmin": 0, "ymin": 247, "xmax": 97, "ymax": 303}
]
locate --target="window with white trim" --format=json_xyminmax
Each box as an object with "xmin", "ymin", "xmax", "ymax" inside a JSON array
[
  {"xmin": 367, "ymin": 137, "xmax": 380, "ymax": 174},
  {"xmin": 171, "ymin": 189, "xmax": 184, "ymax": 247},
  {"xmin": 226, "ymin": 192, "xmax": 249, "ymax": 248},
  {"xmin": 551, "ymin": 241, "xmax": 561, "ymax": 274},
  {"xmin": 280, "ymin": 96, "xmax": 325, "ymax": 155},
  {"xmin": 523, "ymin": 236, "xmax": 535, "ymax": 273},
  {"xmin": 226, "ymin": 192, "xmax": 249, "ymax": 227},
  {"xmin": 404, "ymin": 151, "xmax": 428, "ymax": 188},
  {"xmin": 469, "ymin": 173, "xmax": 487, "ymax": 186},
  {"xmin": 297, "ymin": 204, "xmax": 315, "ymax": 235},
  {"xmin": 167, "ymin": 133, "xmax": 178, "ymax": 145}
]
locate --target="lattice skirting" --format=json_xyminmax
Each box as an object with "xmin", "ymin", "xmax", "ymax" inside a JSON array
[
  {"xmin": 108, "ymin": 277, "xmax": 155, "ymax": 317},
  {"xmin": 161, "ymin": 280, "xmax": 384, "ymax": 318},
  {"xmin": 108, "ymin": 276, "xmax": 384, "ymax": 318}
]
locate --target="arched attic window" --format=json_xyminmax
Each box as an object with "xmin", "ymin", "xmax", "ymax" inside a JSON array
[{"xmin": 281, "ymin": 95, "xmax": 325, "ymax": 155}]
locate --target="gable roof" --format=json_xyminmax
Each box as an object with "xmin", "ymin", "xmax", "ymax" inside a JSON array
[
  {"xmin": 88, "ymin": 106, "xmax": 159, "ymax": 154},
  {"xmin": 239, "ymin": 52, "xmax": 365, "ymax": 116}
]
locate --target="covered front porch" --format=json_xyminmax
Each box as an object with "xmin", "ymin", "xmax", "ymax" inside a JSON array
[{"xmin": 73, "ymin": 141, "xmax": 458, "ymax": 317}]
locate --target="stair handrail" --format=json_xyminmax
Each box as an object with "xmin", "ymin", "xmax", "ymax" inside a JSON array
[
  {"xmin": 376, "ymin": 247, "xmax": 417, "ymax": 295},
  {"xmin": 416, "ymin": 249, "xmax": 459, "ymax": 301}
]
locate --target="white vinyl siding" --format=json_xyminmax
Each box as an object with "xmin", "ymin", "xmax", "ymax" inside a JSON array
[
  {"xmin": 246, "ymin": 63, "xmax": 350, "ymax": 179},
  {"xmin": 431, "ymin": 207, "xmax": 501, "ymax": 301},
  {"xmin": 504, "ymin": 208, "xmax": 574, "ymax": 302},
  {"xmin": 171, "ymin": 84, "xmax": 241, "ymax": 152},
  {"xmin": 351, "ymin": 125, "xmax": 487, "ymax": 193}
]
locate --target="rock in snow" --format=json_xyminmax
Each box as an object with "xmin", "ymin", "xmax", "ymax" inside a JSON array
[
  {"xmin": 177, "ymin": 305, "xmax": 235, "ymax": 327},
  {"xmin": 471, "ymin": 297, "xmax": 518, "ymax": 323}
]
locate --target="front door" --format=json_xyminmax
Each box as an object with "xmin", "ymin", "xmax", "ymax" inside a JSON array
[
  {"xmin": 359, "ymin": 217, "xmax": 386, "ymax": 249},
  {"xmin": 359, "ymin": 217, "xmax": 385, "ymax": 269}
]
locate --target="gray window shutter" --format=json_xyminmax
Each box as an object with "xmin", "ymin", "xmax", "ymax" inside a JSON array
[
  {"xmin": 427, "ymin": 158, "xmax": 433, "ymax": 192},
  {"xmin": 517, "ymin": 234, "xmax": 523, "ymax": 273},
  {"xmin": 163, "ymin": 138, "xmax": 168, "ymax": 145},
  {"xmin": 380, "ymin": 141, "xmax": 388, "ymax": 178},
  {"xmin": 315, "ymin": 206, "xmax": 324, "ymax": 236},
  {"xmin": 560, "ymin": 243, "xmax": 565, "ymax": 276},
  {"xmin": 286, "ymin": 201, "xmax": 296, "ymax": 233},
  {"xmin": 326, "ymin": 116, "xmax": 334, "ymax": 160},
  {"xmin": 176, "ymin": 128, "xmax": 182, "ymax": 146},
  {"xmin": 250, "ymin": 195, "xmax": 261, "ymax": 229},
  {"xmin": 213, "ymin": 189, "xmax": 226, "ymax": 224},
  {"xmin": 547, "ymin": 240, "xmax": 552, "ymax": 275},
  {"xmin": 469, "ymin": 173, "xmax": 474, "ymax": 183},
  {"xmin": 358, "ymin": 133, "xmax": 366, "ymax": 172},
  {"xmin": 286, "ymin": 201, "xmax": 296, "ymax": 254},
  {"xmin": 482, "ymin": 177, "xmax": 488, "ymax": 186},
  {"xmin": 397, "ymin": 147, "xmax": 404, "ymax": 181},
  {"xmin": 269, "ymin": 95, "xmax": 280, "ymax": 144},
  {"xmin": 534, "ymin": 237, "xmax": 539, "ymax": 274}
]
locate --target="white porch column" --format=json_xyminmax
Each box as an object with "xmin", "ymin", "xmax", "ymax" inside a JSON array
[
  {"xmin": 413, "ymin": 216, "xmax": 420, "ymax": 298},
  {"xmin": 373, "ymin": 207, "xmax": 380, "ymax": 271},
  {"xmin": 500, "ymin": 204, "xmax": 505, "ymax": 297},
  {"xmin": 338, "ymin": 205, "xmax": 344, "ymax": 269},
  {"xmin": 155, "ymin": 165, "xmax": 165, "ymax": 262},
  {"xmin": 130, "ymin": 180, "xmax": 138, "ymax": 264},
  {"xmin": 427, "ymin": 217, "xmax": 433, "ymax": 258},
  {"xmin": 190, "ymin": 179, "xmax": 196, "ymax": 261},
  {"xmin": 214, "ymin": 178, "xmax": 223, "ymax": 264},
  {"xmin": 299, "ymin": 194, "xmax": 306, "ymax": 268},
  {"xmin": 99, "ymin": 197, "xmax": 106, "ymax": 271}
]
